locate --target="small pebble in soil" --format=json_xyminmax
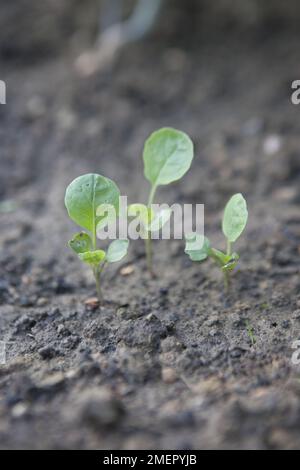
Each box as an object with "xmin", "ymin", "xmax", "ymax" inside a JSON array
[
  {"xmin": 230, "ymin": 348, "xmax": 245, "ymax": 359},
  {"xmin": 117, "ymin": 306, "xmax": 142, "ymax": 320},
  {"xmin": 162, "ymin": 367, "xmax": 177, "ymax": 384},
  {"xmin": 205, "ymin": 316, "xmax": 220, "ymax": 327},
  {"xmin": 57, "ymin": 324, "xmax": 70, "ymax": 336},
  {"xmin": 84, "ymin": 297, "xmax": 100, "ymax": 311},
  {"xmin": 292, "ymin": 310, "xmax": 300, "ymax": 320},
  {"xmin": 38, "ymin": 346, "xmax": 58, "ymax": 360},
  {"xmin": 79, "ymin": 388, "xmax": 125, "ymax": 430},
  {"xmin": 36, "ymin": 297, "xmax": 48, "ymax": 307},
  {"xmin": 14, "ymin": 314, "xmax": 36, "ymax": 333},
  {"xmin": 120, "ymin": 265, "xmax": 134, "ymax": 276},
  {"xmin": 37, "ymin": 373, "xmax": 65, "ymax": 392},
  {"xmin": 11, "ymin": 403, "xmax": 29, "ymax": 419},
  {"xmin": 161, "ymin": 336, "xmax": 183, "ymax": 353},
  {"xmin": 209, "ymin": 328, "xmax": 219, "ymax": 337},
  {"xmin": 228, "ymin": 313, "xmax": 245, "ymax": 329},
  {"xmin": 61, "ymin": 335, "xmax": 80, "ymax": 350},
  {"xmin": 48, "ymin": 307, "xmax": 61, "ymax": 318}
]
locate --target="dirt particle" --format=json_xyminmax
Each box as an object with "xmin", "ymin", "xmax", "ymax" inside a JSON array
[
  {"xmin": 57, "ymin": 324, "xmax": 70, "ymax": 336},
  {"xmin": 84, "ymin": 297, "xmax": 100, "ymax": 311},
  {"xmin": 11, "ymin": 403, "xmax": 29, "ymax": 419},
  {"xmin": 38, "ymin": 346, "xmax": 58, "ymax": 360},
  {"xmin": 14, "ymin": 314, "xmax": 36, "ymax": 333},
  {"xmin": 292, "ymin": 310, "xmax": 300, "ymax": 320},
  {"xmin": 162, "ymin": 367, "xmax": 177, "ymax": 384},
  {"xmin": 117, "ymin": 306, "xmax": 142, "ymax": 320},
  {"xmin": 120, "ymin": 265, "xmax": 135, "ymax": 276},
  {"xmin": 79, "ymin": 389, "xmax": 125, "ymax": 430},
  {"xmin": 37, "ymin": 373, "xmax": 65, "ymax": 392},
  {"xmin": 36, "ymin": 297, "xmax": 48, "ymax": 307}
]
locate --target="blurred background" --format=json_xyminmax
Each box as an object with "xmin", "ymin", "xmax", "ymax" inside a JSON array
[
  {"xmin": 1, "ymin": 0, "xmax": 300, "ymax": 450},
  {"xmin": 1, "ymin": 0, "xmax": 300, "ymax": 60}
]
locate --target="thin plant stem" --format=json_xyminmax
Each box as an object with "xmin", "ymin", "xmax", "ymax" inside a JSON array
[
  {"xmin": 92, "ymin": 215, "xmax": 103, "ymax": 302},
  {"xmin": 223, "ymin": 239, "xmax": 232, "ymax": 293},
  {"xmin": 144, "ymin": 184, "xmax": 157, "ymax": 276},
  {"xmin": 145, "ymin": 236, "xmax": 153, "ymax": 274},
  {"xmin": 93, "ymin": 267, "xmax": 103, "ymax": 302},
  {"xmin": 224, "ymin": 270, "xmax": 230, "ymax": 293},
  {"xmin": 147, "ymin": 185, "xmax": 157, "ymax": 208}
]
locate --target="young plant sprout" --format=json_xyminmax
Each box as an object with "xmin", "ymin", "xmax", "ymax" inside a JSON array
[
  {"xmin": 185, "ymin": 193, "xmax": 248, "ymax": 291},
  {"xmin": 65, "ymin": 173, "xmax": 129, "ymax": 302},
  {"xmin": 246, "ymin": 320, "xmax": 256, "ymax": 346},
  {"xmin": 132, "ymin": 127, "xmax": 194, "ymax": 275}
]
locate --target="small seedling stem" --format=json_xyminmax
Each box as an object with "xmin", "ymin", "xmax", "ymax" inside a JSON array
[
  {"xmin": 91, "ymin": 222, "xmax": 103, "ymax": 301},
  {"xmin": 145, "ymin": 185, "xmax": 157, "ymax": 276},
  {"xmin": 93, "ymin": 266, "xmax": 102, "ymax": 302},
  {"xmin": 224, "ymin": 240, "xmax": 232, "ymax": 292},
  {"xmin": 145, "ymin": 236, "xmax": 153, "ymax": 275}
]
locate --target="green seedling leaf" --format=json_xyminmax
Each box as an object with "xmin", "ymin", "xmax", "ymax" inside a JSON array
[
  {"xmin": 128, "ymin": 204, "xmax": 154, "ymax": 227},
  {"xmin": 222, "ymin": 193, "xmax": 248, "ymax": 243},
  {"xmin": 143, "ymin": 128, "xmax": 194, "ymax": 188},
  {"xmin": 96, "ymin": 203, "xmax": 118, "ymax": 232},
  {"xmin": 246, "ymin": 320, "xmax": 256, "ymax": 346},
  {"xmin": 106, "ymin": 239, "xmax": 129, "ymax": 263},
  {"xmin": 222, "ymin": 253, "xmax": 240, "ymax": 272},
  {"xmin": 142, "ymin": 127, "xmax": 194, "ymax": 274},
  {"xmin": 148, "ymin": 208, "xmax": 172, "ymax": 232},
  {"xmin": 65, "ymin": 173, "xmax": 120, "ymax": 232},
  {"xmin": 185, "ymin": 233, "xmax": 211, "ymax": 262},
  {"xmin": 210, "ymin": 248, "xmax": 230, "ymax": 267},
  {"xmin": 78, "ymin": 250, "xmax": 106, "ymax": 266},
  {"xmin": 68, "ymin": 232, "xmax": 92, "ymax": 254},
  {"xmin": 184, "ymin": 194, "xmax": 248, "ymax": 292}
]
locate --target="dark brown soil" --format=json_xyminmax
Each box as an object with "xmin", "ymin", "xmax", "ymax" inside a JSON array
[{"xmin": 0, "ymin": 10, "xmax": 300, "ymax": 449}]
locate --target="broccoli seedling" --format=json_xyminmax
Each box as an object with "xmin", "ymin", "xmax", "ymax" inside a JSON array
[
  {"xmin": 65, "ymin": 173, "xmax": 129, "ymax": 302},
  {"xmin": 185, "ymin": 193, "xmax": 248, "ymax": 291},
  {"xmin": 246, "ymin": 320, "xmax": 256, "ymax": 346},
  {"xmin": 134, "ymin": 127, "xmax": 194, "ymax": 275}
]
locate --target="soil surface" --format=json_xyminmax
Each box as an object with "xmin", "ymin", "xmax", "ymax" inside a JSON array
[{"xmin": 0, "ymin": 15, "xmax": 300, "ymax": 449}]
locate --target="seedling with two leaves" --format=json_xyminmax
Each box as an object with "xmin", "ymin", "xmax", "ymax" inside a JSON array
[
  {"xmin": 132, "ymin": 127, "xmax": 194, "ymax": 275},
  {"xmin": 185, "ymin": 193, "xmax": 248, "ymax": 291},
  {"xmin": 65, "ymin": 173, "xmax": 129, "ymax": 302}
]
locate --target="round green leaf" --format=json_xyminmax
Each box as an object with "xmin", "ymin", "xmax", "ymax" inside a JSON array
[
  {"xmin": 106, "ymin": 239, "xmax": 129, "ymax": 263},
  {"xmin": 68, "ymin": 232, "xmax": 92, "ymax": 254},
  {"xmin": 128, "ymin": 204, "xmax": 154, "ymax": 227},
  {"xmin": 78, "ymin": 250, "xmax": 106, "ymax": 266},
  {"xmin": 65, "ymin": 174, "xmax": 120, "ymax": 232},
  {"xmin": 148, "ymin": 208, "xmax": 172, "ymax": 232},
  {"xmin": 143, "ymin": 128, "xmax": 194, "ymax": 188},
  {"xmin": 96, "ymin": 203, "xmax": 119, "ymax": 232},
  {"xmin": 222, "ymin": 193, "xmax": 248, "ymax": 243},
  {"xmin": 185, "ymin": 233, "xmax": 211, "ymax": 262}
]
